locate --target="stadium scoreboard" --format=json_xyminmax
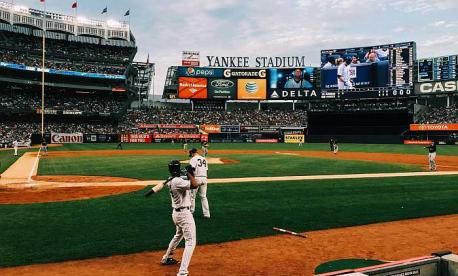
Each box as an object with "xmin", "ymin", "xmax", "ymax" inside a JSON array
[
  {"xmin": 390, "ymin": 44, "xmax": 415, "ymax": 86},
  {"xmin": 418, "ymin": 55, "xmax": 458, "ymax": 82}
]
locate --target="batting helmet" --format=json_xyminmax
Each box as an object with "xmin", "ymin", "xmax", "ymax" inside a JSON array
[{"xmin": 168, "ymin": 160, "xmax": 181, "ymax": 177}]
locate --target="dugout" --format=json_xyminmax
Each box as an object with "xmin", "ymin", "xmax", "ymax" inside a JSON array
[{"xmin": 307, "ymin": 110, "xmax": 413, "ymax": 144}]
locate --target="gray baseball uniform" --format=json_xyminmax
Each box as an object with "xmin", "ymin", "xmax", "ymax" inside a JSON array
[{"xmin": 162, "ymin": 177, "xmax": 196, "ymax": 276}]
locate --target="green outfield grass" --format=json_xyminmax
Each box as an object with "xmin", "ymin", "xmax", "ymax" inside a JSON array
[
  {"xmin": 1, "ymin": 175, "xmax": 458, "ymax": 267},
  {"xmin": 38, "ymin": 154, "xmax": 422, "ymax": 180},
  {"xmin": 47, "ymin": 143, "xmax": 458, "ymax": 156}
]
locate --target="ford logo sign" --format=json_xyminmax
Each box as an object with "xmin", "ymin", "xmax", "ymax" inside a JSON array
[
  {"xmin": 245, "ymin": 82, "xmax": 258, "ymax": 94},
  {"xmin": 211, "ymin": 80, "xmax": 234, "ymax": 88}
]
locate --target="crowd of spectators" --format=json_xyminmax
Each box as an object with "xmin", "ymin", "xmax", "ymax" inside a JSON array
[
  {"xmin": 0, "ymin": 90, "xmax": 126, "ymax": 114},
  {"xmin": 118, "ymin": 107, "xmax": 308, "ymax": 131},
  {"xmin": 417, "ymin": 105, "xmax": 458, "ymax": 124},
  {"xmin": 0, "ymin": 31, "xmax": 134, "ymax": 75}
]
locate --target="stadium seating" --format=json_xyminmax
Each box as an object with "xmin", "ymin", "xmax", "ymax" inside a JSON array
[{"xmin": 0, "ymin": 30, "xmax": 135, "ymax": 75}]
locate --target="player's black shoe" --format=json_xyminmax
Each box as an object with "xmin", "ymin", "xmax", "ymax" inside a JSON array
[{"xmin": 161, "ymin": 257, "xmax": 179, "ymax": 265}]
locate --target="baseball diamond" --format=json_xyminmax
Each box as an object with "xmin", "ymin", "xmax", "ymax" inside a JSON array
[{"xmin": 1, "ymin": 1, "xmax": 458, "ymax": 276}]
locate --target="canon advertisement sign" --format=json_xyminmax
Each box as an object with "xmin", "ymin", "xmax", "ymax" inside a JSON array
[{"xmin": 51, "ymin": 133, "xmax": 83, "ymax": 144}]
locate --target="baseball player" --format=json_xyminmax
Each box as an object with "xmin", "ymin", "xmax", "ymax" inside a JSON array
[
  {"xmin": 40, "ymin": 139, "xmax": 48, "ymax": 156},
  {"xmin": 116, "ymin": 141, "xmax": 123, "ymax": 150},
  {"xmin": 337, "ymin": 58, "xmax": 354, "ymax": 90},
  {"xmin": 424, "ymin": 142, "xmax": 437, "ymax": 171},
  {"xmin": 13, "ymin": 140, "xmax": 18, "ymax": 156},
  {"xmin": 201, "ymin": 141, "xmax": 209, "ymax": 157},
  {"xmin": 189, "ymin": 148, "xmax": 210, "ymax": 218},
  {"xmin": 333, "ymin": 139, "xmax": 339, "ymax": 154},
  {"xmin": 160, "ymin": 160, "xmax": 199, "ymax": 276},
  {"xmin": 183, "ymin": 140, "xmax": 188, "ymax": 151}
]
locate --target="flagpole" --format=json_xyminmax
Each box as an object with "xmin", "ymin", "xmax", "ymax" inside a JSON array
[{"xmin": 41, "ymin": 0, "xmax": 46, "ymax": 139}]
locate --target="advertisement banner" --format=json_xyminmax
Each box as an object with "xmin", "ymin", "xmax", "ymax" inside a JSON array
[
  {"xmin": 237, "ymin": 79, "xmax": 267, "ymax": 100},
  {"xmin": 268, "ymin": 68, "xmax": 320, "ymax": 100},
  {"xmin": 223, "ymin": 68, "xmax": 267, "ymax": 79},
  {"xmin": 138, "ymin": 124, "xmax": 196, "ymax": 129},
  {"xmin": 410, "ymin": 124, "xmax": 458, "ymax": 131},
  {"xmin": 182, "ymin": 51, "xmax": 200, "ymax": 67},
  {"xmin": 404, "ymin": 140, "xmax": 433, "ymax": 145},
  {"xmin": 200, "ymin": 125, "xmax": 221, "ymax": 134},
  {"xmin": 256, "ymin": 139, "xmax": 279, "ymax": 143},
  {"xmin": 153, "ymin": 134, "xmax": 202, "ymax": 139},
  {"xmin": 241, "ymin": 126, "xmax": 260, "ymax": 133},
  {"xmin": 414, "ymin": 80, "xmax": 458, "ymax": 94},
  {"xmin": 121, "ymin": 134, "xmax": 153, "ymax": 143},
  {"xmin": 284, "ymin": 134, "xmax": 305, "ymax": 144},
  {"xmin": 207, "ymin": 78, "xmax": 237, "ymax": 99},
  {"xmin": 178, "ymin": 66, "xmax": 223, "ymax": 78},
  {"xmin": 51, "ymin": 133, "xmax": 83, "ymax": 144},
  {"xmin": 259, "ymin": 126, "xmax": 280, "ymax": 133},
  {"xmin": 178, "ymin": 77, "xmax": 208, "ymax": 99},
  {"xmin": 220, "ymin": 125, "xmax": 241, "ymax": 133}
]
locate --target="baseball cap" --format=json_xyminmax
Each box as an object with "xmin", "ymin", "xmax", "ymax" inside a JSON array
[{"xmin": 189, "ymin": 148, "xmax": 197, "ymax": 157}]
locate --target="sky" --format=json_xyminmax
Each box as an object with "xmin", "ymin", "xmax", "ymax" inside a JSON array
[{"xmin": 12, "ymin": 0, "xmax": 458, "ymax": 96}]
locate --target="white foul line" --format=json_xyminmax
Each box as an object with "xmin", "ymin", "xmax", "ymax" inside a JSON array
[{"xmin": 28, "ymin": 148, "xmax": 41, "ymax": 184}]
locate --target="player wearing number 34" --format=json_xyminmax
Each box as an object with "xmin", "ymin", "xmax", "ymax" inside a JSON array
[{"xmin": 189, "ymin": 148, "xmax": 210, "ymax": 219}]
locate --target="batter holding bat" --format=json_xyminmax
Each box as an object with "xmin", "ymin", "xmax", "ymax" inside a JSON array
[{"xmin": 144, "ymin": 160, "xmax": 200, "ymax": 276}]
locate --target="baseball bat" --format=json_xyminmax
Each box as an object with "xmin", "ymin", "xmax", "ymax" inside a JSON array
[
  {"xmin": 144, "ymin": 177, "xmax": 173, "ymax": 197},
  {"xmin": 273, "ymin": 227, "xmax": 307, "ymax": 238}
]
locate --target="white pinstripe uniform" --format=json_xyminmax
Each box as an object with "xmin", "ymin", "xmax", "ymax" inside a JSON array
[
  {"xmin": 190, "ymin": 154, "xmax": 210, "ymax": 218},
  {"xmin": 162, "ymin": 177, "xmax": 196, "ymax": 276}
]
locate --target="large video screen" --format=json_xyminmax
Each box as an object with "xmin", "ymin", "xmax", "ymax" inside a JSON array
[
  {"xmin": 320, "ymin": 42, "xmax": 416, "ymax": 92},
  {"xmin": 268, "ymin": 67, "xmax": 319, "ymax": 99},
  {"xmin": 417, "ymin": 55, "xmax": 458, "ymax": 82}
]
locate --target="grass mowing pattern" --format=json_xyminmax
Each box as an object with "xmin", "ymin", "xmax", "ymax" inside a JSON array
[
  {"xmin": 38, "ymin": 154, "xmax": 422, "ymax": 180},
  {"xmin": 1, "ymin": 175, "xmax": 458, "ymax": 267},
  {"xmin": 49, "ymin": 143, "xmax": 458, "ymax": 156}
]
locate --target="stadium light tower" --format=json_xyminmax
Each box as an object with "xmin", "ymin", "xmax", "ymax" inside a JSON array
[{"xmin": 40, "ymin": 1, "xmax": 46, "ymax": 139}]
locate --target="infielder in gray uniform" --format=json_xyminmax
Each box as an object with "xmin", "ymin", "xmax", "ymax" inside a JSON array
[{"xmin": 159, "ymin": 160, "xmax": 199, "ymax": 276}]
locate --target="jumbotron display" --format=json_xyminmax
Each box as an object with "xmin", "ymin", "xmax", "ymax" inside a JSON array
[
  {"xmin": 417, "ymin": 55, "xmax": 458, "ymax": 82},
  {"xmin": 320, "ymin": 42, "xmax": 416, "ymax": 93}
]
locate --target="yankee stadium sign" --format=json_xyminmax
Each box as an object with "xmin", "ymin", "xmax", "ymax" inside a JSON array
[{"xmin": 206, "ymin": 56, "xmax": 307, "ymax": 68}]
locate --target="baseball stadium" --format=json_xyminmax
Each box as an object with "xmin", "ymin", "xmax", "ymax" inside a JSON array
[{"xmin": 1, "ymin": 1, "xmax": 458, "ymax": 276}]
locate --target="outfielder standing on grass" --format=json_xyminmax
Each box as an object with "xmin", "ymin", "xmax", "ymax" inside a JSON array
[
  {"xmin": 189, "ymin": 148, "xmax": 210, "ymax": 219},
  {"xmin": 424, "ymin": 141, "xmax": 437, "ymax": 171},
  {"xmin": 160, "ymin": 160, "xmax": 199, "ymax": 276}
]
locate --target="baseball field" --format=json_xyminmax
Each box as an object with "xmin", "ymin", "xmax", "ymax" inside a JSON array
[{"xmin": 0, "ymin": 143, "xmax": 458, "ymax": 275}]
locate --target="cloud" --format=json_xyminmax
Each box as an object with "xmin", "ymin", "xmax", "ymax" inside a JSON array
[{"xmin": 9, "ymin": 0, "xmax": 458, "ymax": 96}]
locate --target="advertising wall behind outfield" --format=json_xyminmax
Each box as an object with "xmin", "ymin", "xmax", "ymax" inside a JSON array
[
  {"xmin": 410, "ymin": 124, "xmax": 458, "ymax": 131},
  {"xmin": 51, "ymin": 133, "xmax": 83, "ymax": 144},
  {"xmin": 121, "ymin": 134, "xmax": 153, "ymax": 143},
  {"xmin": 284, "ymin": 134, "xmax": 305, "ymax": 144}
]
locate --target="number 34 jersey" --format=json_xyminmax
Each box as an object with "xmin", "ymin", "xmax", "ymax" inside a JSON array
[{"xmin": 190, "ymin": 155, "xmax": 208, "ymax": 177}]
